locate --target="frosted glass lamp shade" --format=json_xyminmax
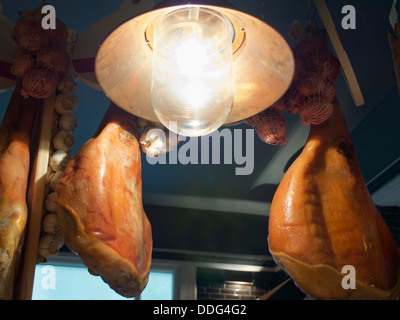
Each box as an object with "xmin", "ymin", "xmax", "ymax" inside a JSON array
[{"xmin": 151, "ymin": 6, "xmax": 234, "ymax": 137}]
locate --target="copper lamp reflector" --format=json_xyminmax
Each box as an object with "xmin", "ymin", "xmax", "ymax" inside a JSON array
[{"xmin": 95, "ymin": 4, "xmax": 294, "ymax": 124}]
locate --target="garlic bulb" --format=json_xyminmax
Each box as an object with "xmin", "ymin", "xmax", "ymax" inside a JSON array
[
  {"xmin": 38, "ymin": 233, "xmax": 64, "ymax": 257},
  {"xmin": 66, "ymin": 29, "xmax": 78, "ymax": 54},
  {"xmin": 41, "ymin": 213, "xmax": 61, "ymax": 234},
  {"xmin": 57, "ymin": 76, "xmax": 78, "ymax": 95},
  {"xmin": 51, "ymin": 112, "xmax": 59, "ymax": 135},
  {"xmin": 45, "ymin": 192, "xmax": 58, "ymax": 212},
  {"xmin": 49, "ymin": 149, "xmax": 71, "ymax": 171},
  {"xmin": 49, "ymin": 171, "xmax": 64, "ymax": 191},
  {"xmin": 67, "ymin": 28, "xmax": 78, "ymax": 44},
  {"xmin": 47, "ymin": 170, "xmax": 55, "ymax": 185},
  {"xmin": 53, "ymin": 130, "xmax": 74, "ymax": 151},
  {"xmin": 139, "ymin": 127, "xmax": 166, "ymax": 157},
  {"xmin": 46, "ymin": 161, "xmax": 55, "ymax": 184},
  {"xmin": 54, "ymin": 93, "xmax": 79, "ymax": 115},
  {"xmin": 58, "ymin": 114, "xmax": 77, "ymax": 132},
  {"xmin": 139, "ymin": 126, "xmax": 180, "ymax": 157}
]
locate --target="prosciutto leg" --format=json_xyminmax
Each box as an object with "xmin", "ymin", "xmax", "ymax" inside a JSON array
[
  {"xmin": 268, "ymin": 99, "xmax": 399, "ymax": 299},
  {"xmin": 55, "ymin": 102, "xmax": 152, "ymax": 298},
  {"xmin": 0, "ymin": 84, "xmax": 39, "ymax": 299}
]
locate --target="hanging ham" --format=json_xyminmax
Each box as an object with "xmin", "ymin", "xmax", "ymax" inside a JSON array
[
  {"xmin": 268, "ymin": 98, "xmax": 400, "ymax": 299},
  {"xmin": 55, "ymin": 102, "xmax": 152, "ymax": 298},
  {"xmin": 0, "ymin": 83, "xmax": 39, "ymax": 299}
]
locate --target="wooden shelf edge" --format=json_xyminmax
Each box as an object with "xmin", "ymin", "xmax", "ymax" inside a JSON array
[{"xmin": 14, "ymin": 94, "xmax": 55, "ymax": 300}]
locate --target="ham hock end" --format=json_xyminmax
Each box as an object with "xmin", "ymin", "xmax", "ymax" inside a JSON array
[{"xmin": 56, "ymin": 103, "xmax": 152, "ymax": 298}]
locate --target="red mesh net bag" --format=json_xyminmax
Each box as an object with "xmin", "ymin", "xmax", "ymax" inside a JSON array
[
  {"xmin": 13, "ymin": 19, "xmax": 46, "ymax": 53},
  {"xmin": 298, "ymin": 95, "xmax": 333, "ymax": 126},
  {"xmin": 12, "ymin": 9, "xmax": 68, "ymax": 52},
  {"xmin": 12, "ymin": 6, "xmax": 69, "ymax": 99},
  {"xmin": 245, "ymin": 25, "xmax": 340, "ymax": 146},
  {"xmin": 36, "ymin": 46, "xmax": 70, "ymax": 74},
  {"xmin": 21, "ymin": 68, "xmax": 61, "ymax": 99},
  {"xmin": 283, "ymin": 26, "xmax": 340, "ymax": 126},
  {"xmin": 245, "ymin": 108, "xmax": 287, "ymax": 146},
  {"xmin": 10, "ymin": 49, "xmax": 36, "ymax": 78}
]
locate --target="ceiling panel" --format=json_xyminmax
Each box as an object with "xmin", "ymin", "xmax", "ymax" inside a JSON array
[{"xmin": 0, "ymin": 0, "xmax": 398, "ymax": 216}]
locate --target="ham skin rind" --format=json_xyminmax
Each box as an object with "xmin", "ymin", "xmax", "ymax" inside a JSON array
[
  {"xmin": 56, "ymin": 104, "xmax": 152, "ymax": 298},
  {"xmin": 0, "ymin": 84, "xmax": 39, "ymax": 299}
]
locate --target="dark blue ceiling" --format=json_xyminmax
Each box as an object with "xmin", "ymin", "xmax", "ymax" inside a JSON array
[{"xmin": 0, "ymin": 0, "xmax": 398, "ymax": 213}]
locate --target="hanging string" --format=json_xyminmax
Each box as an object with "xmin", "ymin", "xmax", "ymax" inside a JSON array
[
  {"xmin": 261, "ymin": 0, "xmax": 265, "ymax": 21},
  {"xmin": 306, "ymin": 0, "xmax": 317, "ymax": 23},
  {"xmin": 306, "ymin": 0, "xmax": 319, "ymax": 36}
]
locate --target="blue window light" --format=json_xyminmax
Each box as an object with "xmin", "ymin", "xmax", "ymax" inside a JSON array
[{"xmin": 32, "ymin": 264, "xmax": 175, "ymax": 300}]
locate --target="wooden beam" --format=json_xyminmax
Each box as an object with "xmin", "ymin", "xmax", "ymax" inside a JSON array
[
  {"xmin": 15, "ymin": 94, "xmax": 55, "ymax": 300},
  {"xmin": 314, "ymin": 0, "xmax": 364, "ymax": 107}
]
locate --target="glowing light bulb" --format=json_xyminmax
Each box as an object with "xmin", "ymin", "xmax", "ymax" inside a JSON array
[{"xmin": 151, "ymin": 6, "xmax": 234, "ymax": 137}]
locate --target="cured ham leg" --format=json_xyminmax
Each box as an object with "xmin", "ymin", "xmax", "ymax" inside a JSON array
[
  {"xmin": 268, "ymin": 98, "xmax": 400, "ymax": 299},
  {"xmin": 0, "ymin": 84, "xmax": 39, "ymax": 299},
  {"xmin": 55, "ymin": 103, "xmax": 152, "ymax": 298}
]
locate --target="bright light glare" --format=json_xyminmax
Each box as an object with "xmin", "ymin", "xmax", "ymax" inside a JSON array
[
  {"xmin": 151, "ymin": 6, "xmax": 234, "ymax": 137},
  {"xmin": 182, "ymin": 80, "xmax": 209, "ymax": 109},
  {"xmin": 173, "ymin": 25, "xmax": 210, "ymax": 110},
  {"xmin": 174, "ymin": 31, "xmax": 207, "ymax": 75}
]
